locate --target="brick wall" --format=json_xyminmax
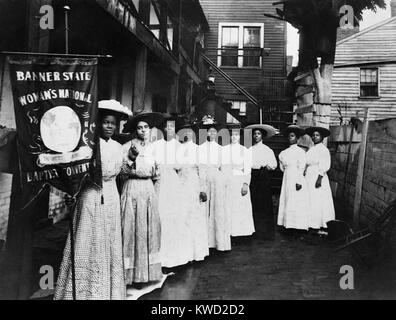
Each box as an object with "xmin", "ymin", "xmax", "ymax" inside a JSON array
[{"xmin": 328, "ymin": 118, "xmax": 396, "ymax": 226}]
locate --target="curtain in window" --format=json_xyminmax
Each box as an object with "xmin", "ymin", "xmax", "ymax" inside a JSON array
[
  {"xmin": 221, "ymin": 27, "xmax": 239, "ymax": 66},
  {"xmin": 360, "ymin": 69, "xmax": 378, "ymax": 97},
  {"xmin": 243, "ymin": 27, "xmax": 260, "ymax": 67}
]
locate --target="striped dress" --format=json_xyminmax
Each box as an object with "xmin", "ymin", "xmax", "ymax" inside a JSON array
[{"xmin": 54, "ymin": 138, "xmax": 126, "ymax": 300}]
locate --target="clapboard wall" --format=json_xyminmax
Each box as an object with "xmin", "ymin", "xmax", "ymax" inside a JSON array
[
  {"xmin": 331, "ymin": 17, "xmax": 396, "ymax": 124},
  {"xmin": 200, "ymin": 0, "xmax": 287, "ymax": 106}
]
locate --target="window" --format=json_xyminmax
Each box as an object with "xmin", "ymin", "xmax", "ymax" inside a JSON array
[
  {"xmin": 132, "ymin": 0, "xmax": 139, "ymax": 12},
  {"xmin": 226, "ymin": 113, "xmax": 240, "ymax": 124},
  {"xmin": 221, "ymin": 26, "xmax": 239, "ymax": 67},
  {"xmin": 218, "ymin": 23, "xmax": 264, "ymax": 68},
  {"xmin": 231, "ymin": 101, "xmax": 247, "ymax": 116},
  {"xmin": 243, "ymin": 27, "xmax": 261, "ymax": 67},
  {"xmin": 149, "ymin": 3, "xmax": 160, "ymax": 40},
  {"xmin": 226, "ymin": 101, "xmax": 247, "ymax": 124},
  {"xmin": 167, "ymin": 16, "xmax": 173, "ymax": 51},
  {"xmin": 360, "ymin": 68, "xmax": 379, "ymax": 97}
]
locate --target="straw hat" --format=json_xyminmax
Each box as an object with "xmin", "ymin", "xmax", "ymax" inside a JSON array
[
  {"xmin": 98, "ymin": 100, "xmax": 132, "ymax": 120},
  {"xmin": 122, "ymin": 110, "xmax": 165, "ymax": 133},
  {"xmin": 245, "ymin": 124, "xmax": 277, "ymax": 138},
  {"xmin": 305, "ymin": 126, "xmax": 330, "ymax": 138}
]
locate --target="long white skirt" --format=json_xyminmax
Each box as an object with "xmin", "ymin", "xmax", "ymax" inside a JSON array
[
  {"xmin": 305, "ymin": 166, "xmax": 335, "ymax": 229},
  {"xmin": 203, "ymin": 166, "xmax": 231, "ymax": 251},
  {"xmin": 156, "ymin": 166, "xmax": 192, "ymax": 267},
  {"xmin": 225, "ymin": 175, "xmax": 255, "ymax": 236},
  {"xmin": 277, "ymin": 167, "xmax": 310, "ymax": 230},
  {"xmin": 179, "ymin": 166, "xmax": 209, "ymax": 261}
]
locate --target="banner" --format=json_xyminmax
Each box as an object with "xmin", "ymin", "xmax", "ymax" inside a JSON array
[{"xmin": 8, "ymin": 56, "xmax": 101, "ymax": 210}]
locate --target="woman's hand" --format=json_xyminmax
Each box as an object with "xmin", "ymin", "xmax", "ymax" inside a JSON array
[
  {"xmin": 199, "ymin": 192, "xmax": 207, "ymax": 202},
  {"xmin": 315, "ymin": 175, "xmax": 323, "ymax": 189},
  {"xmin": 296, "ymin": 184, "xmax": 302, "ymax": 191},
  {"xmin": 241, "ymin": 183, "xmax": 249, "ymax": 196},
  {"xmin": 64, "ymin": 194, "xmax": 76, "ymax": 207},
  {"xmin": 128, "ymin": 144, "xmax": 139, "ymax": 161}
]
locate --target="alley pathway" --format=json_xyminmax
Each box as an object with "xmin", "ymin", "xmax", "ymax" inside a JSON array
[{"xmin": 141, "ymin": 232, "xmax": 396, "ymax": 300}]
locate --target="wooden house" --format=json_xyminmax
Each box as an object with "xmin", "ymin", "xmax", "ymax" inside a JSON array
[
  {"xmin": 199, "ymin": 0, "xmax": 292, "ymax": 127},
  {"xmin": 332, "ymin": 14, "xmax": 396, "ymax": 125}
]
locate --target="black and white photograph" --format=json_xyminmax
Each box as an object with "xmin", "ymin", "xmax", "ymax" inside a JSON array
[{"xmin": 0, "ymin": 0, "xmax": 396, "ymax": 305}]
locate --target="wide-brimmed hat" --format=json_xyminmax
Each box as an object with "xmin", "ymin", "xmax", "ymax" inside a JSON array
[
  {"xmin": 305, "ymin": 126, "xmax": 330, "ymax": 138},
  {"xmin": 283, "ymin": 125, "xmax": 305, "ymax": 137},
  {"xmin": 245, "ymin": 124, "xmax": 277, "ymax": 138},
  {"xmin": 98, "ymin": 100, "xmax": 132, "ymax": 120},
  {"xmin": 177, "ymin": 121, "xmax": 198, "ymax": 132},
  {"xmin": 122, "ymin": 110, "xmax": 165, "ymax": 133}
]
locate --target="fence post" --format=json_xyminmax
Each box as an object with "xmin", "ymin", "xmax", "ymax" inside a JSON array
[{"xmin": 353, "ymin": 108, "xmax": 370, "ymax": 229}]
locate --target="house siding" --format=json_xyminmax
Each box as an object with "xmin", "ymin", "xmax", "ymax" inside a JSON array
[
  {"xmin": 200, "ymin": 0, "xmax": 288, "ymax": 122},
  {"xmin": 332, "ymin": 17, "xmax": 396, "ymax": 124}
]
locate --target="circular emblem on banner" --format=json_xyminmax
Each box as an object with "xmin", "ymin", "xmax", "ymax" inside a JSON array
[{"xmin": 40, "ymin": 106, "xmax": 81, "ymax": 153}]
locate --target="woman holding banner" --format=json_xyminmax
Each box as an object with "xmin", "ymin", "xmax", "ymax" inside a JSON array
[{"xmin": 54, "ymin": 100, "xmax": 131, "ymax": 300}]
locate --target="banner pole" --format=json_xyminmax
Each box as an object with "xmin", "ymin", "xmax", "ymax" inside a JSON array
[
  {"xmin": 64, "ymin": 6, "xmax": 70, "ymax": 55},
  {"xmin": 1, "ymin": 51, "xmax": 112, "ymax": 59},
  {"xmin": 63, "ymin": 4, "xmax": 76, "ymax": 301}
]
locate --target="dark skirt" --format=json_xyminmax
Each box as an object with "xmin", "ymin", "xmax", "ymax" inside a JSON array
[{"xmin": 250, "ymin": 168, "xmax": 275, "ymax": 240}]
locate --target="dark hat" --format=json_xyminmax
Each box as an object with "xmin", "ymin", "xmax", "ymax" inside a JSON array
[
  {"xmin": 123, "ymin": 111, "xmax": 165, "ymax": 133},
  {"xmin": 226, "ymin": 123, "xmax": 242, "ymax": 130},
  {"xmin": 197, "ymin": 115, "xmax": 224, "ymax": 131},
  {"xmin": 283, "ymin": 125, "xmax": 305, "ymax": 137},
  {"xmin": 245, "ymin": 124, "xmax": 278, "ymax": 138},
  {"xmin": 177, "ymin": 121, "xmax": 198, "ymax": 132},
  {"xmin": 305, "ymin": 126, "xmax": 330, "ymax": 138}
]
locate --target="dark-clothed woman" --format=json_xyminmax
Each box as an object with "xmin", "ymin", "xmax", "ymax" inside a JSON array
[{"xmin": 245, "ymin": 124, "xmax": 277, "ymax": 240}]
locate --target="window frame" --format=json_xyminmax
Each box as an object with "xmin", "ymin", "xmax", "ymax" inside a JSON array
[
  {"xmin": 217, "ymin": 22, "xmax": 264, "ymax": 69},
  {"xmin": 359, "ymin": 67, "xmax": 380, "ymax": 98}
]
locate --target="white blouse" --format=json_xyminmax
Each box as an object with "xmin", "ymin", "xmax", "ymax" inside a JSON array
[
  {"xmin": 222, "ymin": 143, "xmax": 252, "ymax": 184},
  {"xmin": 100, "ymin": 138, "xmax": 123, "ymax": 181},
  {"xmin": 177, "ymin": 140, "xmax": 199, "ymax": 166},
  {"xmin": 150, "ymin": 138, "xmax": 181, "ymax": 167},
  {"xmin": 250, "ymin": 142, "xmax": 277, "ymax": 170},
  {"xmin": 279, "ymin": 144, "xmax": 306, "ymax": 185},
  {"xmin": 198, "ymin": 140, "xmax": 222, "ymax": 167},
  {"xmin": 306, "ymin": 143, "xmax": 331, "ymax": 176}
]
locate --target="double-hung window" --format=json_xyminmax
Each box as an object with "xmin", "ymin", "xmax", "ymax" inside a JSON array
[
  {"xmin": 218, "ymin": 23, "xmax": 264, "ymax": 68},
  {"xmin": 360, "ymin": 68, "xmax": 379, "ymax": 97}
]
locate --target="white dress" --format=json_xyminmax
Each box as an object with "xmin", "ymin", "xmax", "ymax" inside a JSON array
[
  {"xmin": 305, "ymin": 143, "xmax": 335, "ymax": 229},
  {"xmin": 152, "ymin": 138, "xmax": 192, "ymax": 267},
  {"xmin": 222, "ymin": 143, "xmax": 255, "ymax": 236},
  {"xmin": 198, "ymin": 140, "xmax": 230, "ymax": 251},
  {"xmin": 277, "ymin": 144, "xmax": 310, "ymax": 230},
  {"xmin": 177, "ymin": 140, "xmax": 209, "ymax": 261}
]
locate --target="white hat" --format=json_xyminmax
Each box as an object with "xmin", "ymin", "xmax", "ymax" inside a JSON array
[
  {"xmin": 245, "ymin": 124, "xmax": 278, "ymax": 138},
  {"xmin": 98, "ymin": 100, "xmax": 132, "ymax": 119}
]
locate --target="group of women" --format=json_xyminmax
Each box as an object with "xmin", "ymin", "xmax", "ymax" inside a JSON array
[
  {"xmin": 53, "ymin": 99, "xmax": 335, "ymax": 300},
  {"xmin": 277, "ymin": 125, "xmax": 336, "ymax": 237}
]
